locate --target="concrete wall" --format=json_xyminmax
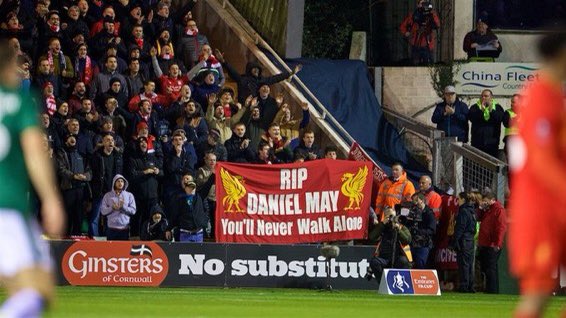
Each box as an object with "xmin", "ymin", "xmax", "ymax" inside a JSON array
[
  {"xmin": 452, "ymin": 0, "xmax": 474, "ymax": 61},
  {"xmin": 382, "ymin": 67, "xmax": 440, "ymax": 125},
  {"xmin": 496, "ymin": 32, "xmax": 539, "ymax": 62}
]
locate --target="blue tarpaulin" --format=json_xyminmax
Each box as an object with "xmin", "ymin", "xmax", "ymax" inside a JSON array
[{"xmin": 281, "ymin": 58, "xmax": 429, "ymax": 180}]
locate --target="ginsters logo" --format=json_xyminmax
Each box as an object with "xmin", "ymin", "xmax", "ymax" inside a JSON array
[
  {"xmin": 62, "ymin": 241, "xmax": 168, "ymax": 286},
  {"xmin": 220, "ymin": 167, "xmax": 246, "ymax": 212},
  {"xmin": 340, "ymin": 166, "xmax": 368, "ymax": 210}
]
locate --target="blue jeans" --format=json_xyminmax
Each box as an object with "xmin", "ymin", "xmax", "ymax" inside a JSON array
[
  {"xmin": 411, "ymin": 247, "xmax": 431, "ymax": 269},
  {"xmin": 89, "ymin": 198, "xmax": 102, "ymax": 237},
  {"xmin": 106, "ymin": 227, "xmax": 129, "ymax": 241},
  {"xmin": 179, "ymin": 229, "xmax": 204, "ymax": 243}
]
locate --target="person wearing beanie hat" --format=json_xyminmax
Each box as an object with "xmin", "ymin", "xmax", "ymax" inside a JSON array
[
  {"xmin": 90, "ymin": 54, "xmax": 129, "ymax": 105},
  {"xmin": 431, "ymin": 85, "xmax": 469, "ymax": 142},
  {"xmin": 463, "ymin": 12, "xmax": 502, "ymax": 59},
  {"xmin": 100, "ymin": 76, "xmax": 129, "ymax": 109},
  {"xmin": 55, "ymin": 129, "xmax": 92, "ymax": 236}
]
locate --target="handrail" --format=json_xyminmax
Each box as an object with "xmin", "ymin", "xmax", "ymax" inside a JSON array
[
  {"xmin": 451, "ymin": 142, "xmax": 507, "ymax": 171},
  {"xmin": 382, "ymin": 108, "xmax": 445, "ymax": 140}
]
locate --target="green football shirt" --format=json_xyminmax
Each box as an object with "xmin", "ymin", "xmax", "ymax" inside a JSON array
[{"xmin": 0, "ymin": 87, "xmax": 39, "ymax": 216}]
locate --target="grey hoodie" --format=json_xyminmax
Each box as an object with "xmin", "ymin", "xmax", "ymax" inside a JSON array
[{"xmin": 100, "ymin": 174, "xmax": 137, "ymax": 230}]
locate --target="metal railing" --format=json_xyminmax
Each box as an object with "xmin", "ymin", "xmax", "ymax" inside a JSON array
[
  {"xmin": 382, "ymin": 108, "xmax": 445, "ymax": 178},
  {"xmin": 382, "ymin": 109, "xmax": 508, "ymax": 201},
  {"xmin": 214, "ymin": 0, "xmax": 358, "ymax": 154},
  {"xmin": 451, "ymin": 143, "xmax": 508, "ymax": 202}
]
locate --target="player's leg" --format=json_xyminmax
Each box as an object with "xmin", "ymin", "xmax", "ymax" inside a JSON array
[
  {"xmin": 0, "ymin": 210, "xmax": 54, "ymax": 318},
  {"xmin": 510, "ymin": 204, "xmax": 559, "ymax": 318}
]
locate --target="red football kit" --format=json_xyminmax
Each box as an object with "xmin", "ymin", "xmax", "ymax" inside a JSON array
[{"xmin": 509, "ymin": 74, "xmax": 566, "ymax": 293}]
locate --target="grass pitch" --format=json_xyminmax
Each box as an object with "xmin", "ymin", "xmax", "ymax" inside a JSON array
[{"xmin": 1, "ymin": 287, "xmax": 564, "ymax": 317}]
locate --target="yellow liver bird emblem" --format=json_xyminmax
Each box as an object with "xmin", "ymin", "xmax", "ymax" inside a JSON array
[
  {"xmin": 341, "ymin": 166, "xmax": 368, "ymax": 210},
  {"xmin": 220, "ymin": 167, "xmax": 246, "ymax": 212}
]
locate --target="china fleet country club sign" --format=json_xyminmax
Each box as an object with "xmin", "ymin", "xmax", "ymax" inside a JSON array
[{"xmin": 215, "ymin": 159, "xmax": 373, "ymax": 244}]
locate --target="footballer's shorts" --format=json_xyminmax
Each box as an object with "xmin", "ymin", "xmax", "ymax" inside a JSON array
[
  {"xmin": 0, "ymin": 209, "xmax": 52, "ymax": 278},
  {"xmin": 509, "ymin": 202, "xmax": 566, "ymax": 294}
]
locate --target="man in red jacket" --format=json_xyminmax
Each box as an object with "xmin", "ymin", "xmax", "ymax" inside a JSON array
[{"xmin": 476, "ymin": 191, "xmax": 507, "ymax": 293}]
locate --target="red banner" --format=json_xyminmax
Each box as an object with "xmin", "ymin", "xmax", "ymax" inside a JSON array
[
  {"xmin": 348, "ymin": 142, "xmax": 388, "ymax": 205},
  {"xmin": 433, "ymin": 195, "xmax": 459, "ymax": 270},
  {"xmin": 348, "ymin": 142, "xmax": 388, "ymax": 187},
  {"xmin": 215, "ymin": 159, "xmax": 373, "ymax": 244}
]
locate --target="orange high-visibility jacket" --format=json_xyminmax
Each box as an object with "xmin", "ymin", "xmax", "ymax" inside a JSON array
[
  {"xmin": 375, "ymin": 172, "xmax": 415, "ymax": 220},
  {"xmin": 424, "ymin": 189, "xmax": 442, "ymax": 220}
]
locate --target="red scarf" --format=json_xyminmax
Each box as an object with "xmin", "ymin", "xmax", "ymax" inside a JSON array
[
  {"xmin": 75, "ymin": 56, "xmax": 93, "ymax": 85},
  {"xmin": 199, "ymin": 54, "xmax": 221, "ymax": 68},
  {"xmin": 45, "ymin": 95, "xmax": 57, "ymax": 116},
  {"xmin": 49, "ymin": 23, "xmax": 60, "ymax": 32},
  {"xmin": 135, "ymin": 38, "xmax": 144, "ymax": 49},
  {"xmin": 185, "ymin": 27, "xmax": 198, "ymax": 36}
]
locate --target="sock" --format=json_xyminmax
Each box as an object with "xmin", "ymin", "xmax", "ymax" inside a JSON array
[{"xmin": 0, "ymin": 288, "xmax": 44, "ymax": 318}]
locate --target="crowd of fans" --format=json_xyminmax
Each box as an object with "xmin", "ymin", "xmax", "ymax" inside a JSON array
[{"xmin": 2, "ymin": 0, "xmax": 342, "ymax": 241}]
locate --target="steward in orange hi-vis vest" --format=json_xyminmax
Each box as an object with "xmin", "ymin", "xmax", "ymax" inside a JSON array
[{"xmin": 375, "ymin": 163, "xmax": 415, "ymax": 221}]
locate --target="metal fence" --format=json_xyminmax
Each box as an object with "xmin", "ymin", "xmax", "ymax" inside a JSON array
[
  {"xmin": 382, "ymin": 108, "xmax": 444, "ymax": 174},
  {"xmin": 382, "ymin": 109, "xmax": 508, "ymax": 202},
  {"xmin": 451, "ymin": 143, "xmax": 508, "ymax": 202}
]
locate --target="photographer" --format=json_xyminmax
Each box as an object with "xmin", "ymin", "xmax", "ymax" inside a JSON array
[
  {"xmin": 405, "ymin": 193, "xmax": 437, "ymax": 269},
  {"xmin": 367, "ymin": 208, "xmax": 412, "ymax": 284},
  {"xmin": 399, "ymin": 0, "xmax": 440, "ymax": 65}
]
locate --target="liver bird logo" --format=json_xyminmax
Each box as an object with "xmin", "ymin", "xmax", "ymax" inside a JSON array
[
  {"xmin": 220, "ymin": 167, "xmax": 246, "ymax": 212},
  {"xmin": 340, "ymin": 166, "xmax": 368, "ymax": 210}
]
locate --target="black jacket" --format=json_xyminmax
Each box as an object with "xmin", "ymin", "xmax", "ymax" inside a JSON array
[
  {"xmin": 452, "ymin": 202, "xmax": 477, "ymax": 251},
  {"xmin": 257, "ymin": 95, "xmax": 279, "ymax": 131},
  {"xmin": 372, "ymin": 222, "xmax": 412, "ymax": 260},
  {"xmin": 127, "ymin": 148, "xmax": 163, "ymax": 200},
  {"xmin": 169, "ymin": 192, "xmax": 209, "ymax": 232},
  {"xmin": 405, "ymin": 205, "xmax": 437, "ymax": 249},
  {"xmin": 56, "ymin": 147, "xmax": 92, "ymax": 191},
  {"xmin": 468, "ymin": 102, "xmax": 504, "ymax": 157},
  {"xmin": 293, "ymin": 142, "xmax": 323, "ymax": 161},
  {"xmin": 225, "ymin": 134, "xmax": 255, "ymax": 163},
  {"xmin": 164, "ymin": 149, "xmax": 196, "ymax": 189},
  {"xmin": 223, "ymin": 61, "xmax": 291, "ymax": 104},
  {"xmin": 90, "ymin": 149, "xmax": 123, "ymax": 199}
]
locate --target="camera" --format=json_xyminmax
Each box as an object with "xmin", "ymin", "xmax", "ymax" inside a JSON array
[
  {"xmin": 421, "ymin": 1, "xmax": 433, "ymax": 13},
  {"xmin": 414, "ymin": 1, "xmax": 434, "ymax": 26},
  {"xmin": 394, "ymin": 202, "xmax": 421, "ymax": 224}
]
